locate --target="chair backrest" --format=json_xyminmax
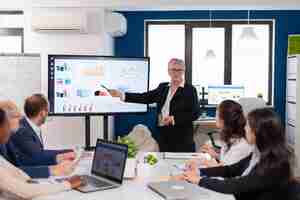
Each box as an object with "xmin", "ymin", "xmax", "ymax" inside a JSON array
[
  {"xmin": 238, "ymin": 97, "xmax": 267, "ymax": 117},
  {"xmin": 127, "ymin": 124, "xmax": 159, "ymax": 152}
]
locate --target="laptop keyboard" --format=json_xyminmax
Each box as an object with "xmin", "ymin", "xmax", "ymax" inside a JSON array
[{"xmin": 81, "ymin": 175, "xmax": 113, "ymax": 188}]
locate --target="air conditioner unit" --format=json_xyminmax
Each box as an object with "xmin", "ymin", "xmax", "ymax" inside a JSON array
[
  {"xmin": 31, "ymin": 9, "xmax": 87, "ymax": 33},
  {"xmin": 105, "ymin": 12, "xmax": 127, "ymax": 37}
]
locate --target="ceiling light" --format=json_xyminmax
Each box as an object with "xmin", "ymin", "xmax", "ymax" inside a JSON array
[
  {"xmin": 205, "ymin": 49, "xmax": 216, "ymax": 60},
  {"xmin": 239, "ymin": 10, "xmax": 258, "ymax": 41},
  {"xmin": 204, "ymin": 9, "xmax": 216, "ymax": 60}
]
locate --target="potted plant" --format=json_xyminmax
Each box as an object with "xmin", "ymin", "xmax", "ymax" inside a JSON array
[
  {"xmin": 118, "ymin": 136, "xmax": 138, "ymax": 178},
  {"xmin": 144, "ymin": 153, "xmax": 158, "ymax": 166}
]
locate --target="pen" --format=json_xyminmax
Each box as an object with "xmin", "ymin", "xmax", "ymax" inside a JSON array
[
  {"xmin": 27, "ymin": 179, "xmax": 39, "ymax": 184},
  {"xmin": 100, "ymin": 84, "xmax": 110, "ymax": 91}
]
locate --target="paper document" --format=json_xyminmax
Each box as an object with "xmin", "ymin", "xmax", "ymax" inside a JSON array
[{"xmin": 164, "ymin": 152, "xmax": 210, "ymax": 160}]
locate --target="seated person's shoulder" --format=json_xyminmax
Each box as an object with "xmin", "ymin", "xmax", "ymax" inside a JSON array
[{"xmin": 11, "ymin": 126, "xmax": 30, "ymax": 140}]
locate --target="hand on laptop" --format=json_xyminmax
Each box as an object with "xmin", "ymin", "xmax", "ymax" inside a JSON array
[
  {"xmin": 185, "ymin": 159, "xmax": 199, "ymax": 171},
  {"xmin": 56, "ymin": 151, "xmax": 76, "ymax": 163},
  {"xmin": 65, "ymin": 175, "xmax": 86, "ymax": 189},
  {"xmin": 50, "ymin": 160, "xmax": 78, "ymax": 176},
  {"xmin": 183, "ymin": 170, "xmax": 201, "ymax": 184},
  {"xmin": 170, "ymin": 174, "xmax": 185, "ymax": 181},
  {"xmin": 186, "ymin": 157, "xmax": 220, "ymax": 169}
]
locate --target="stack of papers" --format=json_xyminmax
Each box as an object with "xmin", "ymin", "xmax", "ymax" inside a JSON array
[{"xmin": 163, "ymin": 152, "xmax": 210, "ymax": 160}]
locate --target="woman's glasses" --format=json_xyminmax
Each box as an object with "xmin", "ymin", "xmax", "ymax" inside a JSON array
[{"xmin": 169, "ymin": 68, "xmax": 185, "ymax": 73}]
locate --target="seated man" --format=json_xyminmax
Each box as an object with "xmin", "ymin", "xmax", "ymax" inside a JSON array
[
  {"xmin": 11, "ymin": 94, "xmax": 75, "ymax": 163},
  {"xmin": 0, "ymin": 100, "xmax": 77, "ymax": 178},
  {"xmin": 0, "ymin": 108, "xmax": 83, "ymax": 200}
]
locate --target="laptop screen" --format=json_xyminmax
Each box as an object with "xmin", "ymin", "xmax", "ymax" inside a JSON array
[{"xmin": 91, "ymin": 139, "xmax": 128, "ymax": 184}]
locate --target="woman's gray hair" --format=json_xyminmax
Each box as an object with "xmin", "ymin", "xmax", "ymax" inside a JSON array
[{"xmin": 168, "ymin": 58, "xmax": 185, "ymax": 68}]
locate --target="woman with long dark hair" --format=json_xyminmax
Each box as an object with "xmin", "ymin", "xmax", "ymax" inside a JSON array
[
  {"xmin": 183, "ymin": 108, "xmax": 294, "ymax": 200},
  {"xmin": 193, "ymin": 100, "xmax": 252, "ymax": 167}
]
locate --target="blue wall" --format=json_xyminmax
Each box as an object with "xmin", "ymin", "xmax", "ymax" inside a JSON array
[{"xmin": 114, "ymin": 10, "xmax": 300, "ymax": 137}]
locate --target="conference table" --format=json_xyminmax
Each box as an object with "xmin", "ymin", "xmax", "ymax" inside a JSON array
[{"xmin": 35, "ymin": 152, "xmax": 234, "ymax": 200}]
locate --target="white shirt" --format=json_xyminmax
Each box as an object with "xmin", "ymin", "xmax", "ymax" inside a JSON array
[
  {"xmin": 242, "ymin": 146, "xmax": 260, "ymax": 176},
  {"xmin": 220, "ymin": 138, "xmax": 253, "ymax": 166},
  {"xmin": 158, "ymin": 86, "xmax": 173, "ymax": 126},
  {"xmin": 123, "ymin": 82, "xmax": 184, "ymax": 127},
  {"xmin": 25, "ymin": 117, "xmax": 43, "ymax": 142},
  {"xmin": 158, "ymin": 83, "xmax": 184, "ymax": 126}
]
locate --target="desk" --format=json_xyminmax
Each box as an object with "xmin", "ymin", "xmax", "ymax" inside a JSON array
[{"xmin": 35, "ymin": 153, "xmax": 234, "ymax": 200}]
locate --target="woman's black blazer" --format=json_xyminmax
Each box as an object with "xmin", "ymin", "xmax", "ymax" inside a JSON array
[{"xmin": 199, "ymin": 155, "xmax": 291, "ymax": 200}]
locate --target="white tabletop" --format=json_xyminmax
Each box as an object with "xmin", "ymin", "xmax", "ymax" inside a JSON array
[{"xmin": 35, "ymin": 153, "xmax": 234, "ymax": 200}]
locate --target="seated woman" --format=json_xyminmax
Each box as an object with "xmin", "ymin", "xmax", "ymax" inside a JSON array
[
  {"xmin": 189, "ymin": 100, "xmax": 252, "ymax": 168},
  {"xmin": 0, "ymin": 108, "xmax": 83, "ymax": 199},
  {"xmin": 182, "ymin": 108, "xmax": 294, "ymax": 200}
]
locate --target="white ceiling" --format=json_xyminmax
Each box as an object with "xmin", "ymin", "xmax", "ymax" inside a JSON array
[
  {"xmin": 1, "ymin": 0, "xmax": 300, "ymax": 10},
  {"xmin": 31, "ymin": 0, "xmax": 300, "ymax": 10}
]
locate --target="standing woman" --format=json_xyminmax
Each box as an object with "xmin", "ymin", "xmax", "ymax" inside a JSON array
[
  {"xmin": 183, "ymin": 108, "xmax": 295, "ymax": 200},
  {"xmin": 109, "ymin": 58, "xmax": 200, "ymax": 152}
]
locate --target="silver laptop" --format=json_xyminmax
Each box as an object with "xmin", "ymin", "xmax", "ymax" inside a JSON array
[
  {"xmin": 148, "ymin": 180, "xmax": 208, "ymax": 200},
  {"xmin": 76, "ymin": 139, "xmax": 128, "ymax": 193}
]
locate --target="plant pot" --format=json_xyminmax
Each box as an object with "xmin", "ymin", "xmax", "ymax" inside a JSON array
[
  {"xmin": 137, "ymin": 163, "xmax": 152, "ymax": 178},
  {"xmin": 124, "ymin": 158, "xmax": 137, "ymax": 178}
]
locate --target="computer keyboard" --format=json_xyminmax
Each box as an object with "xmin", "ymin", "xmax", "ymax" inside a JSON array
[{"xmin": 80, "ymin": 175, "xmax": 113, "ymax": 187}]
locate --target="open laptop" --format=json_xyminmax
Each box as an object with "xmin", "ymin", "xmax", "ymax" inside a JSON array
[
  {"xmin": 148, "ymin": 180, "xmax": 208, "ymax": 200},
  {"xmin": 76, "ymin": 139, "xmax": 128, "ymax": 193}
]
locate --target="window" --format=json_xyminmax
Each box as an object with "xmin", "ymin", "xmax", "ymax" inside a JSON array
[
  {"xmin": 232, "ymin": 24, "xmax": 270, "ymax": 102},
  {"xmin": 146, "ymin": 21, "xmax": 273, "ymax": 104},
  {"xmin": 0, "ymin": 32, "xmax": 23, "ymax": 53},
  {"xmin": 146, "ymin": 23, "xmax": 185, "ymax": 90},
  {"xmin": 0, "ymin": 11, "xmax": 24, "ymax": 53},
  {"xmin": 192, "ymin": 27, "xmax": 225, "ymax": 91}
]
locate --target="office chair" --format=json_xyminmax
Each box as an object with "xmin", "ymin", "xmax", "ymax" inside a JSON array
[{"xmin": 238, "ymin": 97, "xmax": 267, "ymax": 116}]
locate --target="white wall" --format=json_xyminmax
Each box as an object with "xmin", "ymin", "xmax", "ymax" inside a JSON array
[
  {"xmin": 24, "ymin": 8, "xmax": 114, "ymax": 149},
  {"xmin": 0, "ymin": 3, "xmax": 115, "ymax": 149}
]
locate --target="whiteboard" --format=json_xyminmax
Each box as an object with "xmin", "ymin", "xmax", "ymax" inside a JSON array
[{"xmin": 0, "ymin": 53, "xmax": 41, "ymax": 111}]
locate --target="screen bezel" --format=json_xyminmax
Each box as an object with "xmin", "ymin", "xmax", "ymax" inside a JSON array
[
  {"xmin": 48, "ymin": 54, "xmax": 150, "ymax": 116},
  {"xmin": 91, "ymin": 139, "xmax": 128, "ymax": 184}
]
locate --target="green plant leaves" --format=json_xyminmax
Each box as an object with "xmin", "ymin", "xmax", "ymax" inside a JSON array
[
  {"xmin": 118, "ymin": 136, "xmax": 138, "ymax": 158},
  {"xmin": 145, "ymin": 154, "xmax": 158, "ymax": 165}
]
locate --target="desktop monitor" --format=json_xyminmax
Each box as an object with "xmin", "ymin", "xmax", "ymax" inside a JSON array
[
  {"xmin": 48, "ymin": 55, "xmax": 149, "ymax": 115},
  {"xmin": 208, "ymin": 85, "xmax": 245, "ymax": 105}
]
